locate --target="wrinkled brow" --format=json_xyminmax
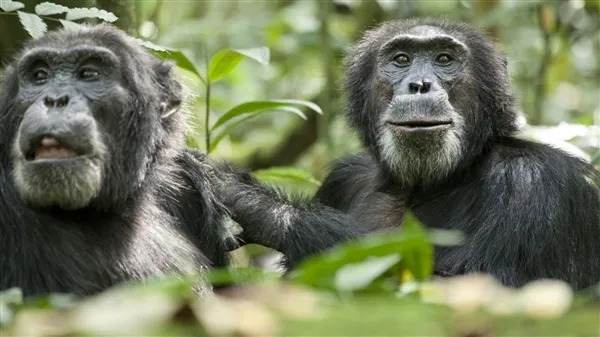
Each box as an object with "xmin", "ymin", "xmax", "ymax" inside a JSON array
[
  {"xmin": 380, "ymin": 35, "xmax": 468, "ymax": 55},
  {"xmin": 18, "ymin": 45, "xmax": 119, "ymax": 71}
]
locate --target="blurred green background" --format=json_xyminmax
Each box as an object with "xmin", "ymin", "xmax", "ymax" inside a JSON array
[
  {"xmin": 2, "ymin": 0, "xmax": 598, "ymax": 194},
  {"xmin": 1, "ymin": 2, "xmax": 599, "ymax": 335}
]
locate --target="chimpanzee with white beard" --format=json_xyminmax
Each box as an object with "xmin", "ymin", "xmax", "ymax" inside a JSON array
[
  {"xmin": 313, "ymin": 18, "xmax": 600, "ymax": 290},
  {"xmin": 0, "ymin": 23, "xmax": 367, "ymax": 297}
]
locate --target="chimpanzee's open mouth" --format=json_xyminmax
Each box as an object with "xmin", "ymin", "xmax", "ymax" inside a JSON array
[
  {"xmin": 387, "ymin": 119, "xmax": 453, "ymax": 130},
  {"xmin": 25, "ymin": 136, "xmax": 82, "ymax": 162}
]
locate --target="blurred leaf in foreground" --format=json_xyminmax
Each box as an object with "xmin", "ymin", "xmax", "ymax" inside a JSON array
[
  {"xmin": 288, "ymin": 211, "xmax": 433, "ymax": 292},
  {"xmin": 0, "ymin": 288, "xmax": 23, "ymax": 327}
]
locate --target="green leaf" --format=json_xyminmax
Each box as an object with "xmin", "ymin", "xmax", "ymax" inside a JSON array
[
  {"xmin": 65, "ymin": 7, "xmax": 117, "ymax": 22},
  {"xmin": 203, "ymin": 268, "xmax": 281, "ymax": 286},
  {"xmin": 210, "ymin": 100, "xmax": 322, "ymax": 132},
  {"xmin": 35, "ymin": 2, "xmax": 69, "ymax": 15},
  {"xmin": 253, "ymin": 167, "xmax": 322, "ymax": 186},
  {"xmin": 208, "ymin": 114, "xmax": 255, "ymax": 153},
  {"xmin": 208, "ymin": 47, "xmax": 269, "ymax": 83},
  {"xmin": 24, "ymin": 293, "xmax": 77, "ymax": 310},
  {"xmin": 401, "ymin": 212, "xmax": 434, "ymax": 280},
  {"xmin": 17, "ymin": 11, "xmax": 47, "ymax": 39},
  {"xmin": 59, "ymin": 19, "xmax": 80, "ymax": 30},
  {"xmin": 0, "ymin": 0, "xmax": 24, "ymax": 12},
  {"xmin": 334, "ymin": 254, "xmax": 402, "ymax": 292},
  {"xmin": 208, "ymin": 105, "xmax": 307, "ymax": 152},
  {"xmin": 235, "ymin": 47, "xmax": 270, "ymax": 66},
  {"xmin": 162, "ymin": 50, "xmax": 207, "ymax": 85},
  {"xmin": 288, "ymin": 211, "xmax": 433, "ymax": 291},
  {"xmin": 139, "ymin": 41, "xmax": 206, "ymax": 86},
  {"xmin": 271, "ymin": 99, "xmax": 323, "ymax": 115}
]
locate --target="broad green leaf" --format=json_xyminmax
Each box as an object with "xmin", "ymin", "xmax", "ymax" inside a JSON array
[
  {"xmin": 208, "ymin": 47, "xmax": 269, "ymax": 82},
  {"xmin": 288, "ymin": 211, "xmax": 433, "ymax": 290},
  {"xmin": 271, "ymin": 99, "xmax": 323, "ymax": 115},
  {"xmin": 17, "ymin": 11, "xmax": 47, "ymax": 39},
  {"xmin": 35, "ymin": 2, "xmax": 69, "ymax": 15},
  {"xmin": 208, "ymin": 49, "xmax": 244, "ymax": 82},
  {"xmin": 208, "ymin": 114, "xmax": 255, "ymax": 153},
  {"xmin": 209, "ymin": 106, "xmax": 306, "ymax": 152},
  {"xmin": 400, "ymin": 212, "xmax": 434, "ymax": 280},
  {"xmin": 0, "ymin": 0, "xmax": 24, "ymax": 11},
  {"xmin": 334, "ymin": 254, "xmax": 402, "ymax": 291},
  {"xmin": 235, "ymin": 47, "xmax": 270, "ymax": 66},
  {"xmin": 161, "ymin": 50, "xmax": 206, "ymax": 85},
  {"xmin": 211, "ymin": 100, "xmax": 319, "ymax": 132},
  {"xmin": 59, "ymin": 19, "xmax": 80, "ymax": 30},
  {"xmin": 141, "ymin": 42, "xmax": 206, "ymax": 86},
  {"xmin": 253, "ymin": 167, "xmax": 321, "ymax": 186},
  {"xmin": 65, "ymin": 7, "xmax": 117, "ymax": 22},
  {"xmin": 203, "ymin": 268, "xmax": 280, "ymax": 286}
]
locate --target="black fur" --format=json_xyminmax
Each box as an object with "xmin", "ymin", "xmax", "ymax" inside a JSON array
[
  {"xmin": 314, "ymin": 17, "xmax": 600, "ymax": 290},
  {"xmin": 0, "ymin": 24, "xmax": 364, "ymax": 297},
  {"xmin": 207, "ymin": 155, "xmax": 368, "ymax": 268}
]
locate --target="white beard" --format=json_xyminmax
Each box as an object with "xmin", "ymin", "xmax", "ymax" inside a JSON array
[{"xmin": 377, "ymin": 109, "xmax": 465, "ymax": 186}]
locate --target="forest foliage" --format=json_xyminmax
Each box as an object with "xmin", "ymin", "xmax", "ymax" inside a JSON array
[{"xmin": 0, "ymin": 0, "xmax": 599, "ymax": 336}]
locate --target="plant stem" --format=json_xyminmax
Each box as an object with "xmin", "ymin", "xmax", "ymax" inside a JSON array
[
  {"xmin": 0, "ymin": 11, "xmax": 63, "ymax": 23},
  {"xmin": 204, "ymin": 45, "xmax": 211, "ymax": 151}
]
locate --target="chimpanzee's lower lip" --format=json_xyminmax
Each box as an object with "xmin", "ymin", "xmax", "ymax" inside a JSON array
[{"xmin": 386, "ymin": 120, "xmax": 453, "ymax": 131}]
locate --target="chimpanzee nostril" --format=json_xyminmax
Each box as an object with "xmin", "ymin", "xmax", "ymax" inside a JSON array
[
  {"xmin": 421, "ymin": 81, "xmax": 431, "ymax": 93},
  {"xmin": 43, "ymin": 95, "xmax": 70, "ymax": 108},
  {"xmin": 56, "ymin": 95, "xmax": 69, "ymax": 108},
  {"xmin": 408, "ymin": 82, "xmax": 421, "ymax": 94},
  {"xmin": 408, "ymin": 80, "xmax": 432, "ymax": 94},
  {"xmin": 43, "ymin": 96, "xmax": 53, "ymax": 107}
]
